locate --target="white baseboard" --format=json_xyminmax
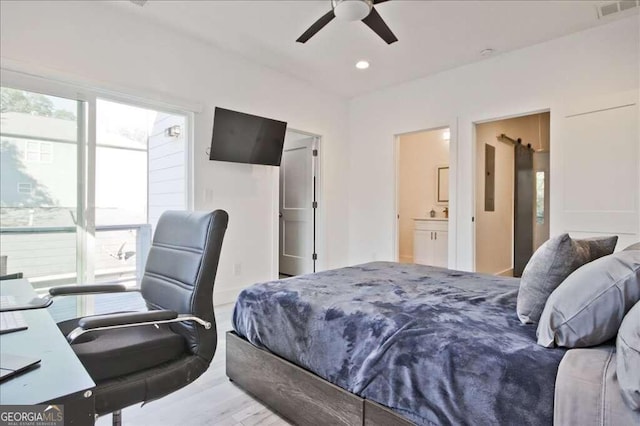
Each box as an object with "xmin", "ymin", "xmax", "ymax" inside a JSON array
[
  {"xmin": 213, "ymin": 285, "xmax": 246, "ymax": 307},
  {"xmin": 496, "ymin": 268, "xmax": 514, "ymax": 277}
]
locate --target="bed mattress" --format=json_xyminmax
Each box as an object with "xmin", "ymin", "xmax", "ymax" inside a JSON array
[
  {"xmin": 555, "ymin": 346, "xmax": 640, "ymax": 426},
  {"xmin": 232, "ymin": 262, "xmax": 566, "ymax": 425}
]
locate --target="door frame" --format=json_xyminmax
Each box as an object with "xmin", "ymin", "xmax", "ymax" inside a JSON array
[
  {"xmin": 393, "ymin": 124, "xmax": 453, "ymax": 266},
  {"xmin": 274, "ymin": 128, "xmax": 322, "ymax": 278},
  {"xmin": 470, "ymin": 108, "xmax": 550, "ymax": 273}
]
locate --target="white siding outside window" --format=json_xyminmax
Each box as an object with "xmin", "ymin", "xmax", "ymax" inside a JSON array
[{"xmin": 148, "ymin": 113, "xmax": 187, "ymax": 232}]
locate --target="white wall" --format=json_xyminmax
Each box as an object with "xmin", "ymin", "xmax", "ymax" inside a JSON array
[
  {"xmin": 398, "ymin": 129, "xmax": 449, "ymax": 263},
  {"xmin": 475, "ymin": 121, "xmax": 514, "ymax": 275},
  {"xmin": 348, "ymin": 16, "xmax": 639, "ymax": 270},
  {"xmin": 0, "ymin": 1, "xmax": 350, "ymax": 304},
  {"xmin": 553, "ymin": 96, "xmax": 638, "ymax": 250}
]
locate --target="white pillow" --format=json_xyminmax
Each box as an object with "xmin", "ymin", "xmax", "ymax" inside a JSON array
[
  {"xmin": 537, "ymin": 250, "xmax": 640, "ymax": 348},
  {"xmin": 617, "ymin": 301, "xmax": 640, "ymax": 411}
]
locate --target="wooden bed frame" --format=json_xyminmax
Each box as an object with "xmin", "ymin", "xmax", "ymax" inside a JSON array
[{"xmin": 226, "ymin": 331, "xmax": 414, "ymax": 426}]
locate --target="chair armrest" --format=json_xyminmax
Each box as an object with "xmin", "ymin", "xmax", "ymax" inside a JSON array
[
  {"xmin": 49, "ymin": 284, "xmax": 130, "ymax": 297},
  {"xmin": 78, "ymin": 310, "xmax": 178, "ymax": 330},
  {"xmin": 66, "ymin": 311, "xmax": 212, "ymax": 343}
]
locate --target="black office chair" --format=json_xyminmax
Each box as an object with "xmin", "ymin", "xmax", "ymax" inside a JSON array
[{"xmin": 49, "ymin": 210, "xmax": 228, "ymax": 425}]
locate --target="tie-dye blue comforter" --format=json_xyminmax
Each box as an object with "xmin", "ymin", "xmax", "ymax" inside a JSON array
[{"xmin": 232, "ymin": 262, "xmax": 566, "ymax": 425}]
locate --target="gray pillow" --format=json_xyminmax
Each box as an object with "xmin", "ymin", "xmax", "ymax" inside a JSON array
[
  {"xmin": 537, "ymin": 250, "xmax": 640, "ymax": 348},
  {"xmin": 617, "ymin": 301, "xmax": 640, "ymax": 411},
  {"xmin": 623, "ymin": 242, "xmax": 640, "ymax": 251},
  {"xmin": 517, "ymin": 234, "xmax": 618, "ymax": 324}
]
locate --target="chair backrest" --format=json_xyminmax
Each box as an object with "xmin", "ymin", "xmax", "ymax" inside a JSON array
[{"xmin": 141, "ymin": 210, "xmax": 228, "ymax": 361}]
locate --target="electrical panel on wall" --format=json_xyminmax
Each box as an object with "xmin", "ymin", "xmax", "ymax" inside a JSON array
[{"xmin": 485, "ymin": 144, "xmax": 496, "ymax": 212}]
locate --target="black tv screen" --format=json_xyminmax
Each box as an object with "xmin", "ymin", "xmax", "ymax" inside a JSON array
[{"xmin": 209, "ymin": 107, "xmax": 287, "ymax": 166}]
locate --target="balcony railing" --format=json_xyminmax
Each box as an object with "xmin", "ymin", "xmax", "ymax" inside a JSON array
[{"xmin": 0, "ymin": 224, "xmax": 152, "ymax": 291}]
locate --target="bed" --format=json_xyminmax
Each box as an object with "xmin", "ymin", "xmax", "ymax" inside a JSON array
[{"xmin": 226, "ymin": 262, "xmax": 636, "ymax": 425}]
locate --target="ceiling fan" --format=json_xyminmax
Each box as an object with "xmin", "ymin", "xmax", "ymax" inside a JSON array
[{"xmin": 297, "ymin": 0, "xmax": 398, "ymax": 45}]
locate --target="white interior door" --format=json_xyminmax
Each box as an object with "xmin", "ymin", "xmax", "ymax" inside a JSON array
[{"xmin": 279, "ymin": 135, "xmax": 315, "ymax": 276}]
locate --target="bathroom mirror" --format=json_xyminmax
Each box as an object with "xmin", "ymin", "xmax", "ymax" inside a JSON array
[{"xmin": 437, "ymin": 166, "xmax": 449, "ymax": 204}]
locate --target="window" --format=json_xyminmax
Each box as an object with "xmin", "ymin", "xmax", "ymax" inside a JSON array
[
  {"xmin": 25, "ymin": 141, "xmax": 53, "ymax": 163},
  {"xmin": 0, "ymin": 84, "xmax": 190, "ymax": 320},
  {"xmin": 95, "ymin": 99, "xmax": 152, "ymax": 227},
  {"xmin": 17, "ymin": 183, "xmax": 32, "ymax": 194},
  {"xmin": 536, "ymin": 171, "xmax": 545, "ymax": 224}
]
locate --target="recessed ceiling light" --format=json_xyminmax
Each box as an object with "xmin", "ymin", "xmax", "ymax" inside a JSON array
[
  {"xmin": 480, "ymin": 48, "xmax": 494, "ymax": 57},
  {"xmin": 356, "ymin": 60, "xmax": 370, "ymax": 70}
]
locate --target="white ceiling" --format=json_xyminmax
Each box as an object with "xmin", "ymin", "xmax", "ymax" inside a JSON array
[{"xmin": 112, "ymin": 1, "xmax": 637, "ymax": 98}]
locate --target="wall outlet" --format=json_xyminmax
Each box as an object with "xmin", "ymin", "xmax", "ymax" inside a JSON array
[{"xmin": 233, "ymin": 263, "xmax": 242, "ymax": 276}]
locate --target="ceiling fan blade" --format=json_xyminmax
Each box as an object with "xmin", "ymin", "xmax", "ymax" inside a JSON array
[
  {"xmin": 372, "ymin": 0, "xmax": 391, "ymax": 4},
  {"xmin": 362, "ymin": 7, "xmax": 397, "ymax": 44},
  {"xmin": 296, "ymin": 9, "xmax": 336, "ymax": 43}
]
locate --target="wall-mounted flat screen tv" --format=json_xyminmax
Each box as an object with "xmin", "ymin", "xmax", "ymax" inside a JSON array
[{"xmin": 209, "ymin": 107, "xmax": 287, "ymax": 166}]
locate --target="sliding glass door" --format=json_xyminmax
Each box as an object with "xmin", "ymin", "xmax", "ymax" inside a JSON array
[
  {"xmin": 0, "ymin": 87, "xmax": 85, "ymax": 316},
  {"xmin": 1, "ymin": 83, "xmax": 190, "ymax": 319}
]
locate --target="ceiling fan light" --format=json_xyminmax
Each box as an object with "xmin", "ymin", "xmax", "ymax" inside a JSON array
[{"xmin": 333, "ymin": 0, "xmax": 372, "ymax": 22}]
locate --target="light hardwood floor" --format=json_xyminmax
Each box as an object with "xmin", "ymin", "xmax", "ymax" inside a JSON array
[{"xmin": 96, "ymin": 303, "xmax": 291, "ymax": 426}]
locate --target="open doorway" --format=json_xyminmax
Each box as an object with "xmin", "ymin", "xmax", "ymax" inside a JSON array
[
  {"xmin": 278, "ymin": 129, "xmax": 319, "ymax": 277},
  {"xmin": 474, "ymin": 112, "xmax": 550, "ymax": 277},
  {"xmin": 396, "ymin": 127, "xmax": 450, "ymax": 267}
]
